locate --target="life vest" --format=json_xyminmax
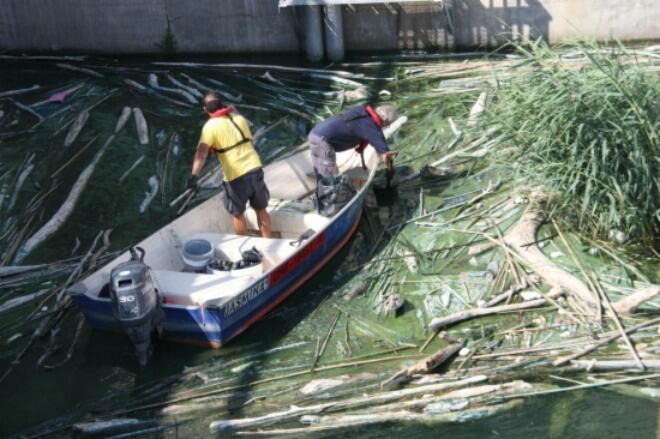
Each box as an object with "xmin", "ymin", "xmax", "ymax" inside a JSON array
[
  {"xmin": 339, "ymin": 105, "xmax": 382, "ymax": 155},
  {"xmin": 207, "ymin": 108, "xmax": 251, "ymax": 155}
]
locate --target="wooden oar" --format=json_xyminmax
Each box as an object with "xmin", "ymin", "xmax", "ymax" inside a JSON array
[{"xmin": 169, "ymin": 165, "xmax": 220, "ymax": 208}]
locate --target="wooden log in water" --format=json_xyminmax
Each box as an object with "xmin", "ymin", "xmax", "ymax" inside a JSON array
[
  {"xmin": 345, "ymin": 381, "xmax": 532, "ymax": 416},
  {"xmin": 73, "ymin": 418, "xmax": 157, "ymax": 435},
  {"xmin": 166, "ymin": 74, "xmax": 203, "ymax": 99},
  {"xmin": 0, "ymin": 288, "xmax": 49, "ymax": 314},
  {"xmin": 490, "ymin": 373, "xmax": 660, "ymax": 403},
  {"xmin": 56, "ymin": 62, "xmax": 103, "ymax": 78},
  {"xmin": 476, "ymin": 193, "xmax": 659, "ymax": 322},
  {"xmin": 470, "ymin": 189, "xmax": 599, "ymax": 309},
  {"xmin": 118, "ymin": 155, "xmax": 145, "ymax": 184},
  {"xmin": 552, "ymin": 316, "xmax": 660, "ymax": 367},
  {"xmin": 0, "ymin": 84, "xmax": 40, "ymax": 99},
  {"xmin": 483, "ymin": 280, "xmax": 529, "ymax": 307},
  {"xmin": 381, "ymin": 342, "xmax": 463, "ymax": 388},
  {"xmin": 63, "ymin": 111, "xmax": 89, "ymax": 147},
  {"xmin": 132, "ymin": 107, "xmax": 149, "ymax": 145},
  {"xmin": 7, "ymin": 154, "xmax": 35, "ymax": 212},
  {"xmin": 613, "ymin": 286, "xmax": 660, "ymax": 315},
  {"xmin": 13, "ymin": 108, "xmax": 131, "ymax": 263},
  {"xmin": 179, "ymin": 73, "xmax": 212, "ymax": 94},
  {"xmin": 234, "ymin": 400, "xmax": 523, "ymax": 435},
  {"xmin": 198, "ymin": 76, "xmax": 243, "ymax": 102},
  {"xmin": 8, "ymin": 98, "xmax": 44, "ymax": 122},
  {"xmin": 0, "ymin": 264, "xmax": 48, "ymax": 278},
  {"xmin": 114, "ymin": 106, "xmax": 132, "ymax": 135},
  {"xmin": 467, "ymin": 92, "xmax": 487, "ymax": 126},
  {"xmin": 123, "ymin": 79, "xmax": 193, "ymax": 108},
  {"xmin": 160, "ymin": 399, "xmax": 228, "ymax": 416},
  {"xmin": 139, "ymin": 176, "xmax": 159, "ymax": 214},
  {"xmin": 428, "ymin": 287, "xmax": 563, "ymax": 332},
  {"xmin": 570, "ymin": 359, "xmax": 660, "ymax": 372},
  {"xmin": 147, "ymin": 73, "xmax": 197, "ymax": 104},
  {"xmin": 208, "ymin": 375, "xmax": 487, "ymax": 432}
]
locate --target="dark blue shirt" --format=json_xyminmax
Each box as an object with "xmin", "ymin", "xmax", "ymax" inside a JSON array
[{"xmin": 310, "ymin": 105, "xmax": 390, "ymax": 154}]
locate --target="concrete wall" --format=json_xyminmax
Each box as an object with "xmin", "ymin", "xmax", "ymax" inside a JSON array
[
  {"xmin": 0, "ymin": 0, "xmax": 300, "ymax": 53},
  {"xmin": 0, "ymin": 0, "xmax": 658, "ymax": 54},
  {"xmin": 343, "ymin": 0, "xmax": 659, "ymax": 51},
  {"xmin": 450, "ymin": 0, "xmax": 659, "ymax": 48}
]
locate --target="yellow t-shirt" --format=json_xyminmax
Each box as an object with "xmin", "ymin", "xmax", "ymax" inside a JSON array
[{"xmin": 199, "ymin": 114, "xmax": 262, "ymax": 182}]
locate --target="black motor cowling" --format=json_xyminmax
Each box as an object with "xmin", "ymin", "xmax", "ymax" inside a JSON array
[{"xmin": 109, "ymin": 247, "xmax": 163, "ymax": 366}]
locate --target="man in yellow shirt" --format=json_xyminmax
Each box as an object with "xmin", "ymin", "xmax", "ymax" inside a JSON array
[{"xmin": 188, "ymin": 92, "xmax": 272, "ymax": 238}]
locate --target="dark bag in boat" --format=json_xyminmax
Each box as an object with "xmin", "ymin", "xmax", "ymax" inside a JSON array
[
  {"xmin": 208, "ymin": 259, "xmax": 234, "ymax": 272},
  {"xmin": 234, "ymin": 247, "xmax": 263, "ymax": 269},
  {"xmin": 316, "ymin": 175, "xmax": 356, "ymax": 217}
]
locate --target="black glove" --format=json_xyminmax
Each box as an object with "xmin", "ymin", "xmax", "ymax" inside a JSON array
[{"xmin": 187, "ymin": 174, "xmax": 199, "ymax": 191}]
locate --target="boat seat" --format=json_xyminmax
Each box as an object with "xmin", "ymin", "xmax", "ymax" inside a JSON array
[
  {"xmin": 154, "ymin": 270, "xmax": 255, "ymax": 306},
  {"xmin": 187, "ymin": 232, "xmax": 297, "ymax": 262},
  {"xmin": 244, "ymin": 198, "xmax": 330, "ymax": 239},
  {"xmin": 157, "ymin": 232, "xmax": 301, "ymax": 306},
  {"xmin": 264, "ymin": 150, "xmax": 317, "ymax": 200}
]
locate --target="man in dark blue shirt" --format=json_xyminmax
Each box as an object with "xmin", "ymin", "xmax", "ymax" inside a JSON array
[{"xmin": 308, "ymin": 104, "xmax": 397, "ymax": 178}]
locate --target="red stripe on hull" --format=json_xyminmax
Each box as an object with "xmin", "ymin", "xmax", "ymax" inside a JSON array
[{"xmin": 225, "ymin": 209, "xmax": 363, "ymax": 345}]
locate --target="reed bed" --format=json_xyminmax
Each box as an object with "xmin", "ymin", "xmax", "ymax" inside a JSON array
[{"xmin": 474, "ymin": 41, "xmax": 659, "ymax": 244}]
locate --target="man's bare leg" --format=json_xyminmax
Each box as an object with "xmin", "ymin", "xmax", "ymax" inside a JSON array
[
  {"xmin": 232, "ymin": 213, "xmax": 249, "ymax": 236},
  {"xmin": 255, "ymin": 209, "xmax": 272, "ymax": 238}
]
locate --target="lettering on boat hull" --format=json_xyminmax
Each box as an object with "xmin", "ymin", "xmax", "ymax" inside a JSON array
[{"xmin": 223, "ymin": 277, "xmax": 269, "ymax": 317}]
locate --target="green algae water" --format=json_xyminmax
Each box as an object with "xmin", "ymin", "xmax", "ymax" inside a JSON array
[{"xmin": 0, "ymin": 54, "xmax": 658, "ymax": 438}]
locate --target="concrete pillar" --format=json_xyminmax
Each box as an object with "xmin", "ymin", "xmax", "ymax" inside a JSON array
[
  {"xmin": 304, "ymin": 5, "xmax": 324, "ymax": 62},
  {"xmin": 324, "ymin": 4, "xmax": 345, "ymax": 62}
]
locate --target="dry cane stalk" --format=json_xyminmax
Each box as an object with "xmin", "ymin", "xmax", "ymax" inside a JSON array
[{"xmin": 551, "ymin": 316, "xmax": 660, "ymax": 366}]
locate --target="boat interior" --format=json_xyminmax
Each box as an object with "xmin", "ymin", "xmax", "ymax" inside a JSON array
[{"xmin": 71, "ymin": 148, "xmax": 375, "ymax": 308}]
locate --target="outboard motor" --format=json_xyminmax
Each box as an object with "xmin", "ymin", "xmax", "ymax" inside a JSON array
[{"xmin": 109, "ymin": 247, "xmax": 164, "ymax": 366}]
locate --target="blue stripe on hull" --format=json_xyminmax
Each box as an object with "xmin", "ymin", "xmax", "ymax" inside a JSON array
[{"xmin": 72, "ymin": 192, "xmax": 365, "ymax": 347}]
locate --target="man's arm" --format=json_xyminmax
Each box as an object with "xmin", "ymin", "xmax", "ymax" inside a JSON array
[
  {"xmin": 363, "ymin": 125, "xmax": 396, "ymax": 167},
  {"xmin": 191, "ymin": 142, "xmax": 210, "ymax": 176}
]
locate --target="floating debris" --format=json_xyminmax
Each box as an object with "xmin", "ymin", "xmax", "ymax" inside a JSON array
[
  {"xmin": 147, "ymin": 73, "xmax": 197, "ymax": 105},
  {"xmin": 0, "ymin": 289, "xmax": 49, "ymax": 314},
  {"xmin": 139, "ymin": 176, "xmax": 159, "ymax": 213},
  {"xmin": 155, "ymin": 129, "xmax": 167, "ymax": 147},
  {"xmin": 299, "ymin": 377, "xmax": 348, "ymax": 395},
  {"xmin": 56, "ymin": 63, "xmax": 103, "ymax": 78},
  {"xmin": 14, "ymin": 108, "xmax": 131, "ymax": 263},
  {"xmin": 132, "ymin": 107, "xmax": 149, "ymax": 145},
  {"xmin": 118, "ymin": 155, "xmax": 145, "ymax": 184},
  {"xmin": 383, "ymin": 293, "xmax": 404, "ymax": 316},
  {"xmin": 63, "ymin": 110, "xmax": 89, "ymax": 147}
]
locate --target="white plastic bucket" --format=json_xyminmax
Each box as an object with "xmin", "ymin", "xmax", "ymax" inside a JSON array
[{"xmin": 182, "ymin": 239, "xmax": 213, "ymax": 272}]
